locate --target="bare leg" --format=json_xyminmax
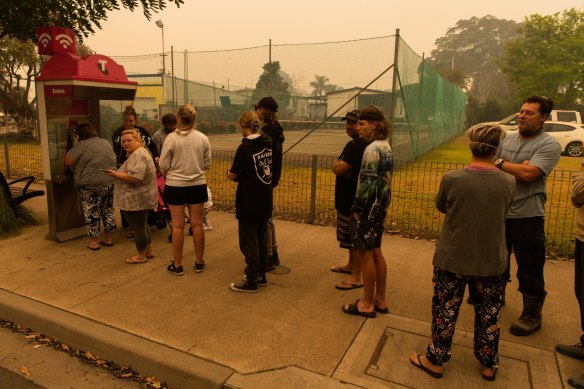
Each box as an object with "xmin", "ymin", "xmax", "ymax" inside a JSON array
[
  {"xmin": 187, "ymin": 203, "xmax": 205, "ymax": 263},
  {"xmin": 372, "ymin": 248, "xmax": 388, "ymax": 309},
  {"xmin": 358, "ymin": 249, "xmax": 376, "ymax": 311},
  {"xmin": 347, "ymin": 249, "xmax": 362, "ymax": 283},
  {"xmin": 169, "ymin": 204, "xmax": 185, "ymax": 266}
]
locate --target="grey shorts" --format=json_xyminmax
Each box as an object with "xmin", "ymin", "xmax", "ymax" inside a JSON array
[{"xmin": 336, "ymin": 211, "xmax": 353, "ymax": 249}]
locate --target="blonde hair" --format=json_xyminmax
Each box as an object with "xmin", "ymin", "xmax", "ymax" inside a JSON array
[
  {"xmin": 238, "ymin": 110, "xmax": 261, "ymax": 133},
  {"xmin": 176, "ymin": 104, "xmax": 197, "ymax": 134},
  {"xmin": 466, "ymin": 123, "xmax": 505, "ymax": 157},
  {"xmin": 121, "ymin": 129, "xmax": 144, "ymax": 147}
]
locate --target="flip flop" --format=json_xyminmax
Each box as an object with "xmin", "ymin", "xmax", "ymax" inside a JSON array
[
  {"xmin": 335, "ymin": 281, "xmax": 364, "ymax": 290},
  {"xmin": 145, "ymin": 254, "xmax": 155, "ymax": 259},
  {"xmin": 410, "ymin": 354, "xmax": 443, "ymax": 379},
  {"xmin": 87, "ymin": 242, "xmax": 100, "ymax": 251},
  {"xmin": 100, "ymin": 241, "xmax": 114, "ymax": 247},
  {"xmin": 342, "ymin": 303, "xmax": 376, "ymax": 318},
  {"xmin": 482, "ymin": 366, "xmax": 498, "ymax": 381},
  {"xmin": 374, "ymin": 305, "xmax": 390, "ymax": 314},
  {"xmin": 125, "ymin": 256, "xmax": 147, "ymax": 264},
  {"xmin": 125, "ymin": 232, "xmax": 134, "ymax": 239},
  {"xmin": 330, "ymin": 266, "xmax": 351, "ymax": 274}
]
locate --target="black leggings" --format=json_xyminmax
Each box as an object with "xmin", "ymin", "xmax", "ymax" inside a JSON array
[{"xmin": 122, "ymin": 210, "xmax": 151, "ymax": 252}]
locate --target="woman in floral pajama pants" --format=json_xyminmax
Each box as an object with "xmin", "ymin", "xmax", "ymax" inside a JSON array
[{"xmin": 409, "ymin": 123, "xmax": 515, "ymax": 381}]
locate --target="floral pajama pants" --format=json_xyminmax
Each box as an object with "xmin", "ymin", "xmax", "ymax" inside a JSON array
[
  {"xmin": 78, "ymin": 185, "xmax": 116, "ymax": 238},
  {"xmin": 426, "ymin": 267, "xmax": 505, "ymax": 368}
]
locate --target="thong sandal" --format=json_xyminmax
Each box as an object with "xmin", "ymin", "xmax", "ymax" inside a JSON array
[
  {"xmin": 410, "ymin": 353, "xmax": 443, "ymax": 379},
  {"xmin": 330, "ymin": 266, "xmax": 351, "ymax": 274},
  {"xmin": 125, "ymin": 256, "xmax": 147, "ymax": 264},
  {"xmin": 482, "ymin": 366, "xmax": 498, "ymax": 381},
  {"xmin": 335, "ymin": 281, "xmax": 364, "ymax": 290},
  {"xmin": 88, "ymin": 242, "xmax": 100, "ymax": 251}
]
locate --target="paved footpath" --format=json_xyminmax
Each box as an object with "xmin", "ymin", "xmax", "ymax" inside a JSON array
[{"xmin": 0, "ymin": 190, "xmax": 583, "ymax": 388}]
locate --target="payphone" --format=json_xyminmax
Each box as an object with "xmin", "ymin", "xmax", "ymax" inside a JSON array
[{"xmin": 36, "ymin": 26, "xmax": 138, "ymax": 242}]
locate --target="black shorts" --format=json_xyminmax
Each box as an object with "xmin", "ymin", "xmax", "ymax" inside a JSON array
[
  {"xmin": 163, "ymin": 184, "xmax": 208, "ymax": 205},
  {"xmin": 350, "ymin": 218, "xmax": 383, "ymax": 250}
]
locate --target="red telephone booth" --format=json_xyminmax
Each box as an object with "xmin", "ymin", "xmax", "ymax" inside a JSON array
[{"xmin": 36, "ymin": 27, "xmax": 138, "ymax": 242}]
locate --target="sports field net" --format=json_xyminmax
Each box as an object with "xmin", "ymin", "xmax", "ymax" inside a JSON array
[{"xmin": 111, "ymin": 34, "xmax": 465, "ymax": 161}]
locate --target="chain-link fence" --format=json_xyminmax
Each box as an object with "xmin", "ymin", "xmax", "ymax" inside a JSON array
[{"xmin": 109, "ymin": 33, "xmax": 465, "ymax": 160}]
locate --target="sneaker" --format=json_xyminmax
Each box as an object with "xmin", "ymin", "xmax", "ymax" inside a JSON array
[
  {"xmin": 167, "ymin": 263, "xmax": 184, "ymax": 276},
  {"xmin": 194, "ymin": 262, "xmax": 205, "ymax": 273},
  {"xmin": 257, "ymin": 274, "xmax": 268, "ymax": 287},
  {"xmin": 243, "ymin": 274, "xmax": 267, "ymax": 286},
  {"xmin": 229, "ymin": 279, "xmax": 258, "ymax": 293},
  {"xmin": 203, "ymin": 223, "xmax": 213, "ymax": 231}
]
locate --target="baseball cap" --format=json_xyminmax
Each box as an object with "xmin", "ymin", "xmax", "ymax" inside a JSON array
[{"xmin": 341, "ymin": 109, "xmax": 360, "ymax": 122}]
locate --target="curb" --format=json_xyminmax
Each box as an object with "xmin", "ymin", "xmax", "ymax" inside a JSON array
[{"xmin": 0, "ymin": 289, "xmax": 233, "ymax": 389}]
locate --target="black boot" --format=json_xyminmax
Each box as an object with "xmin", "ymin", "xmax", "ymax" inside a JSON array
[
  {"xmin": 272, "ymin": 250, "xmax": 280, "ymax": 266},
  {"xmin": 509, "ymin": 291, "xmax": 546, "ymax": 336}
]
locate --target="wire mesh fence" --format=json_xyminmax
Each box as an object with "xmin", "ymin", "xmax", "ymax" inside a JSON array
[{"xmin": 109, "ymin": 33, "xmax": 466, "ymax": 160}]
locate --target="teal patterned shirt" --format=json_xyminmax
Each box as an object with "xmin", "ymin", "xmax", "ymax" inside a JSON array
[{"xmin": 352, "ymin": 140, "xmax": 394, "ymax": 224}]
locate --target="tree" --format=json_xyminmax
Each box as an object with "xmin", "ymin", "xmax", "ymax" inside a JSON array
[
  {"xmin": 502, "ymin": 9, "xmax": 584, "ymax": 108},
  {"xmin": 309, "ymin": 74, "xmax": 338, "ymax": 97},
  {"xmin": 428, "ymin": 15, "xmax": 519, "ymax": 110},
  {"xmin": 252, "ymin": 61, "xmax": 291, "ymax": 111},
  {"xmin": 0, "ymin": 37, "xmax": 38, "ymax": 132},
  {"xmin": 0, "ymin": 0, "xmax": 183, "ymax": 43}
]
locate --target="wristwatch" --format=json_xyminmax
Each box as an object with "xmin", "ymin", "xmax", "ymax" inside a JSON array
[{"xmin": 495, "ymin": 158, "xmax": 505, "ymax": 169}]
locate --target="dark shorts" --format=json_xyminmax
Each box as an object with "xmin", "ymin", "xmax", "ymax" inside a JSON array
[
  {"xmin": 350, "ymin": 218, "xmax": 383, "ymax": 250},
  {"xmin": 164, "ymin": 184, "xmax": 208, "ymax": 205},
  {"xmin": 336, "ymin": 210, "xmax": 353, "ymax": 249}
]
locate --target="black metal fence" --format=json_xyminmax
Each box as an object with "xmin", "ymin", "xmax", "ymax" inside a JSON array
[{"xmin": 207, "ymin": 151, "xmax": 577, "ymax": 258}]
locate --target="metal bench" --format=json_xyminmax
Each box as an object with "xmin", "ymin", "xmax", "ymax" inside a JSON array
[{"xmin": 0, "ymin": 172, "xmax": 45, "ymax": 205}]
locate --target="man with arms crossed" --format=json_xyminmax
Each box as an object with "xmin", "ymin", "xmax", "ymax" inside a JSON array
[
  {"xmin": 495, "ymin": 95, "xmax": 561, "ymax": 336},
  {"xmin": 330, "ymin": 109, "xmax": 370, "ymax": 289}
]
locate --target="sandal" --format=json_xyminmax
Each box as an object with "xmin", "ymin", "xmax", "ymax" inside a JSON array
[
  {"xmin": 100, "ymin": 240, "xmax": 114, "ymax": 247},
  {"xmin": 125, "ymin": 232, "xmax": 134, "ymax": 239},
  {"xmin": 88, "ymin": 240, "xmax": 100, "ymax": 251},
  {"xmin": 125, "ymin": 256, "xmax": 147, "ymax": 264},
  {"xmin": 482, "ymin": 366, "xmax": 498, "ymax": 381},
  {"xmin": 335, "ymin": 281, "xmax": 364, "ymax": 290},
  {"xmin": 409, "ymin": 353, "xmax": 443, "ymax": 379},
  {"xmin": 341, "ymin": 302, "xmax": 376, "ymax": 318}
]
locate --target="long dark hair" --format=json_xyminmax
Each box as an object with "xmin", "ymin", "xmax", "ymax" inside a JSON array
[{"xmin": 74, "ymin": 123, "xmax": 98, "ymax": 141}]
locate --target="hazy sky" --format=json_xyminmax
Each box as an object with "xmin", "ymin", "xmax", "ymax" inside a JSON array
[{"xmin": 84, "ymin": 0, "xmax": 584, "ymax": 57}]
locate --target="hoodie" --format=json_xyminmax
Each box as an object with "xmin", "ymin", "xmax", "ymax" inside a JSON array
[
  {"xmin": 261, "ymin": 122, "xmax": 285, "ymax": 187},
  {"xmin": 230, "ymin": 133, "xmax": 273, "ymax": 222}
]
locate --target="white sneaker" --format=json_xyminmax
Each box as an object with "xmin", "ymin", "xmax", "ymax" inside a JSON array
[{"xmin": 203, "ymin": 224, "xmax": 213, "ymax": 231}]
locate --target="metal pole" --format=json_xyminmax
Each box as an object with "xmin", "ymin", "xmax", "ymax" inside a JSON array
[
  {"xmin": 171, "ymin": 46, "xmax": 175, "ymax": 111},
  {"xmin": 390, "ymin": 28, "xmax": 401, "ymax": 147},
  {"xmin": 162, "ymin": 25, "xmax": 165, "ymax": 104},
  {"xmin": 309, "ymin": 154, "xmax": 317, "ymax": 224},
  {"xmin": 184, "ymin": 50, "xmax": 188, "ymax": 104},
  {"xmin": 269, "ymin": 39, "xmax": 272, "ymax": 63}
]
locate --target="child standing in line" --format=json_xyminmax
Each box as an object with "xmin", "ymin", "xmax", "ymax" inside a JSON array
[
  {"xmin": 226, "ymin": 110, "xmax": 273, "ymax": 293},
  {"xmin": 203, "ymin": 186, "xmax": 213, "ymax": 231}
]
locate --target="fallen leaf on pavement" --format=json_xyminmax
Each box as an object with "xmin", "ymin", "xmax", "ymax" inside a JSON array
[
  {"xmin": 61, "ymin": 344, "xmax": 69, "ymax": 351},
  {"xmin": 120, "ymin": 372, "xmax": 132, "ymax": 378},
  {"xmin": 19, "ymin": 366, "xmax": 30, "ymax": 376}
]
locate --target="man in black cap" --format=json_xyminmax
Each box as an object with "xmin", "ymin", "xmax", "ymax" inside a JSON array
[
  {"xmin": 255, "ymin": 97, "xmax": 285, "ymax": 271},
  {"xmin": 330, "ymin": 109, "xmax": 370, "ymax": 290}
]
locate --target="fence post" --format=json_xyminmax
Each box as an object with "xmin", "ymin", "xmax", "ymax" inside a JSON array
[
  {"xmin": 309, "ymin": 154, "xmax": 317, "ymax": 224},
  {"xmin": 3, "ymin": 129, "xmax": 10, "ymax": 177}
]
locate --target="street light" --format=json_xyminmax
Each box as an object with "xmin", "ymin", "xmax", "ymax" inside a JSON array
[{"xmin": 155, "ymin": 19, "xmax": 165, "ymax": 103}]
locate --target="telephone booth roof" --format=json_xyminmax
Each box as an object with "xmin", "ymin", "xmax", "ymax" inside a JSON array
[{"xmin": 37, "ymin": 52, "xmax": 137, "ymax": 86}]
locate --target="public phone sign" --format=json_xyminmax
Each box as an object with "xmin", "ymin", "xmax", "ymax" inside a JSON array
[
  {"xmin": 37, "ymin": 26, "xmax": 76, "ymax": 55},
  {"xmin": 44, "ymin": 85, "xmax": 72, "ymax": 99}
]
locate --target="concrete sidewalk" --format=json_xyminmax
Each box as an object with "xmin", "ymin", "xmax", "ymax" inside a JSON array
[{"xmin": 0, "ymin": 191, "xmax": 583, "ymax": 388}]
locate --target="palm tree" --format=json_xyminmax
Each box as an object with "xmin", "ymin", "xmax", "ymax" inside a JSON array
[{"xmin": 310, "ymin": 75, "xmax": 330, "ymax": 96}]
